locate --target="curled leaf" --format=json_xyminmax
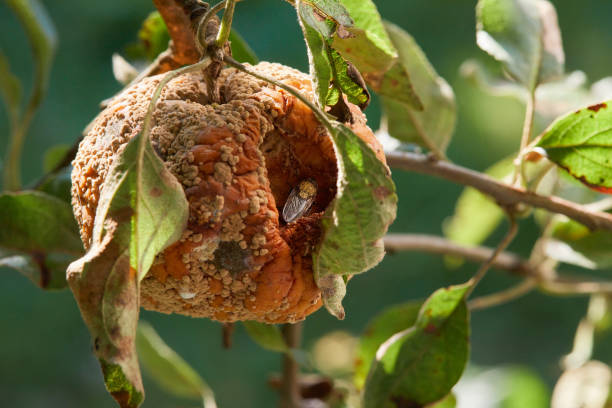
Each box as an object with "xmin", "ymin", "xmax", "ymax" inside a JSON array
[
  {"xmin": 476, "ymin": 0, "xmax": 564, "ymax": 90},
  {"xmin": 331, "ymin": 0, "xmax": 422, "ymax": 109},
  {"xmin": 67, "ymin": 130, "xmax": 189, "ymax": 407},
  {"xmin": 381, "ymin": 22, "xmax": 456, "ymax": 155},
  {"xmin": 314, "ymin": 124, "xmax": 397, "ymax": 318}
]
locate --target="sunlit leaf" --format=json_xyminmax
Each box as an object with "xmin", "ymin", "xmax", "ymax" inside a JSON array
[
  {"xmin": 301, "ymin": 0, "xmax": 353, "ymax": 27},
  {"xmin": 67, "ymin": 130, "xmax": 189, "ymax": 408},
  {"xmin": 331, "ymin": 0, "xmax": 421, "ymax": 109},
  {"xmin": 429, "ymin": 393, "xmax": 457, "ymax": 408},
  {"xmin": 229, "ymin": 30, "xmax": 258, "ymax": 65},
  {"xmin": 314, "ymin": 123, "xmax": 397, "ymax": 319},
  {"xmin": 243, "ymin": 321, "xmax": 288, "ymax": 353},
  {"xmin": 363, "ymin": 284, "xmax": 470, "ymax": 408},
  {"xmin": 354, "ymin": 301, "xmax": 422, "ymax": 390},
  {"xmin": 537, "ymin": 100, "xmax": 612, "ymax": 192},
  {"xmin": 381, "ymin": 22, "xmax": 456, "ymax": 154},
  {"xmin": 297, "ymin": 3, "xmax": 367, "ymax": 110},
  {"xmin": 444, "ymin": 157, "xmax": 514, "ymax": 248},
  {"xmin": 139, "ymin": 11, "xmax": 170, "ymax": 61},
  {"xmin": 136, "ymin": 322, "xmax": 217, "ymax": 407},
  {"xmin": 297, "ymin": 3, "xmax": 334, "ymax": 107},
  {"xmin": 476, "ymin": 0, "xmax": 564, "ymax": 90}
]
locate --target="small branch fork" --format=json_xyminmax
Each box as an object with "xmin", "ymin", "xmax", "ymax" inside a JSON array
[{"xmin": 384, "ymin": 233, "xmax": 612, "ymax": 304}]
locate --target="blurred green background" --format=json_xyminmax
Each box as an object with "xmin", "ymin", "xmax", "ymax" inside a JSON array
[{"xmin": 2, "ymin": 0, "xmax": 612, "ymax": 406}]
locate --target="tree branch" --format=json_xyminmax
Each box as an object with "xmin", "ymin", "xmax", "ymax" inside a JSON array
[
  {"xmin": 384, "ymin": 234, "xmax": 530, "ymax": 276},
  {"xmin": 386, "ymin": 151, "xmax": 612, "ymax": 231},
  {"xmin": 384, "ymin": 233, "xmax": 612, "ymax": 298},
  {"xmin": 281, "ymin": 323, "xmax": 302, "ymax": 408}
]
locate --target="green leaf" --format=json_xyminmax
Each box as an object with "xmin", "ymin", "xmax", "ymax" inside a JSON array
[
  {"xmin": 0, "ymin": 52, "xmax": 22, "ymax": 126},
  {"xmin": 138, "ymin": 11, "xmax": 170, "ymax": 61},
  {"xmin": 329, "ymin": 48, "xmax": 369, "ymax": 108},
  {"xmin": 476, "ymin": 0, "xmax": 564, "ymax": 90},
  {"xmin": 37, "ymin": 167, "xmax": 72, "ymax": 203},
  {"xmin": 354, "ymin": 301, "xmax": 422, "ymax": 390},
  {"xmin": 298, "ymin": 3, "xmax": 334, "ymax": 107},
  {"xmin": 430, "ymin": 393, "xmax": 457, "ymax": 408},
  {"xmin": 537, "ymin": 100, "xmax": 612, "ymax": 192},
  {"xmin": 5, "ymin": 0, "xmax": 57, "ymax": 109},
  {"xmin": 67, "ymin": 130, "xmax": 189, "ymax": 408},
  {"xmin": 331, "ymin": 0, "xmax": 421, "ymax": 109},
  {"xmin": 0, "ymin": 191, "xmax": 82, "ymax": 255},
  {"xmin": 0, "ymin": 249, "xmax": 69, "ymax": 290},
  {"xmin": 229, "ymin": 30, "xmax": 259, "ymax": 65},
  {"xmin": 503, "ymin": 367, "xmax": 550, "ymax": 408},
  {"xmin": 444, "ymin": 156, "xmax": 514, "ymax": 248},
  {"xmin": 297, "ymin": 2, "xmax": 370, "ymax": 110},
  {"xmin": 243, "ymin": 321, "xmax": 288, "ymax": 353},
  {"xmin": 137, "ymin": 322, "xmax": 217, "ymax": 406},
  {"xmin": 314, "ymin": 124, "xmax": 397, "ymax": 319},
  {"xmin": 363, "ymin": 284, "xmax": 470, "ymax": 408},
  {"xmin": 301, "ymin": 0, "xmax": 353, "ymax": 27},
  {"xmin": 381, "ymin": 22, "xmax": 456, "ymax": 154}
]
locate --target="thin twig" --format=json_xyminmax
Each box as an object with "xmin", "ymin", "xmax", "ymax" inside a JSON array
[
  {"xmin": 465, "ymin": 214, "xmax": 518, "ymax": 297},
  {"xmin": 281, "ymin": 322, "xmax": 303, "ymax": 408},
  {"xmin": 386, "ymin": 151, "xmax": 612, "ymax": 231},
  {"xmin": 468, "ymin": 279, "xmax": 536, "ymax": 310}
]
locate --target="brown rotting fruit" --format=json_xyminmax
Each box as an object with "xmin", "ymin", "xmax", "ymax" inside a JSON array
[{"xmin": 71, "ymin": 62, "xmax": 386, "ymax": 323}]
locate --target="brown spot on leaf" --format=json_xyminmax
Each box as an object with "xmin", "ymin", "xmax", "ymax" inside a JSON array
[
  {"xmin": 587, "ymin": 102, "xmax": 607, "ymax": 112},
  {"xmin": 149, "ymin": 186, "xmax": 162, "ymax": 197},
  {"xmin": 424, "ymin": 323, "xmax": 438, "ymax": 334},
  {"xmin": 374, "ymin": 186, "xmax": 392, "ymax": 200}
]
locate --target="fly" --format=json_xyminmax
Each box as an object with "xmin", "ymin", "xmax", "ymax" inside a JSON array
[{"xmin": 282, "ymin": 178, "xmax": 317, "ymax": 223}]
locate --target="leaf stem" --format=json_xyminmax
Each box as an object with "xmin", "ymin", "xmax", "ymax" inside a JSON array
[
  {"xmin": 513, "ymin": 89, "xmax": 536, "ymax": 186},
  {"xmin": 465, "ymin": 214, "xmax": 518, "ymax": 297},
  {"xmin": 215, "ymin": 0, "xmax": 237, "ymax": 48},
  {"xmin": 386, "ymin": 151, "xmax": 612, "ymax": 231},
  {"xmin": 280, "ymin": 322, "xmax": 303, "ymax": 408},
  {"xmin": 468, "ymin": 278, "xmax": 536, "ymax": 310}
]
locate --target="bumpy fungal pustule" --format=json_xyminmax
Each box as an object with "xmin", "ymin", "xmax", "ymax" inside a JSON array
[{"xmin": 71, "ymin": 62, "xmax": 385, "ymax": 323}]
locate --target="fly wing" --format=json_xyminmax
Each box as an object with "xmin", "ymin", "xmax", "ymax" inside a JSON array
[{"xmin": 282, "ymin": 188, "xmax": 313, "ymax": 223}]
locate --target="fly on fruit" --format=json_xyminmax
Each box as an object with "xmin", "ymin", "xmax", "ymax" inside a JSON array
[{"xmin": 282, "ymin": 178, "xmax": 317, "ymax": 223}]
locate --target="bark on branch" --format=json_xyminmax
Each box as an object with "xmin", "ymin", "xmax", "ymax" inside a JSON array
[{"xmin": 386, "ymin": 151, "xmax": 612, "ymax": 231}]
